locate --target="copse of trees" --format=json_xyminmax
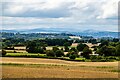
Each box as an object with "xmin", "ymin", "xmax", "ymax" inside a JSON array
[
  {"xmin": 99, "ymin": 40, "xmax": 109, "ymax": 47},
  {"xmin": 44, "ymin": 39, "xmax": 73, "ymax": 46},
  {"xmin": 2, "ymin": 38, "xmax": 25, "ymax": 47},
  {"xmin": 55, "ymin": 50, "xmax": 64, "ymax": 57},
  {"xmin": 68, "ymin": 51, "xmax": 78, "ymax": 60},
  {"xmin": 77, "ymin": 43, "xmax": 88, "ymax": 51},
  {"xmin": 96, "ymin": 45, "xmax": 116, "ymax": 56},
  {"xmin": 46, "ymin": 50, "xmax": 64, "ymax": 57},
  {"xmin": 26, "ymin": 41, "xmax": 45, "ymax": 53},
  {"xmin": 116, "ymin": 44, "xmax": 120, "ymax": 56},
  {"xmin": 46, "ymin": 50, "xmax": 55, "ymax": 57},
  {"xmin": 52, "ymin": 46, "xmax": 59, "ymax": 52},
  {"xmin": 81, "ymin": 47, "xmax": 92, "ymax": 59},
  {"xmin": 88, "ymin": 39, "xmax": 97, "ymax": 44},
  {"xmin": 2, "ymin": 34, "xmax": 120, "ymax": 61}
]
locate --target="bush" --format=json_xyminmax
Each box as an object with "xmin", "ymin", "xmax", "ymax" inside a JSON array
[
  {"xmin": 70, "ymin": 47, "xmax": 78, "ymax": 52},
  {"xmin": 90, "ymin": 55, "xmax": 97, "ymax": 60},
  {"xmin": 81, "ymin": 47, "xmax": 92, "ymax": 59},
  {"xmin": 53, "ymin": 46, "xmax": 59, "ymax": 52},
  {"xmin": 116, "ymin": 44, "xmax": 120, "ymax": 56},
  {"xmin": 69, "ymin": 54, "xmax": 76, "ymax": 60},
  {"xmin": 46, "ymin": 50, "xmax": 55, "ymax": 57},
  {"xmin": 96, "ymin": 45, "xmax": 116, "ymax": 56},
  {"xmin": 64, "ymin": 46, "xmax": 69, "ymax": 52},
  {"xmin": 0, "ymin": 49, "xmax": 7, "ymax": 56},
  {"xmin": 77, "ymin": 43, "xmax": 88, "ymax": 51},
  {"xmin": 55, "ymin": 50, "xmax": 64, "ymax": 57}
]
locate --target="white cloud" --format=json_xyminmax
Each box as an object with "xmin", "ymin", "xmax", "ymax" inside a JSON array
[
  {"xmin": 97, "ymin": 0, "xmax": 119, "ymax": 19},
  {"xmin": 1, "ymin": 0, "xmax": 119, "ymax": 31}
]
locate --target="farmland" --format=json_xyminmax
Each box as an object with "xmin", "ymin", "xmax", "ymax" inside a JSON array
[
  {"xmin": 1, "ymin": 33, "xmax": 120, "ymax": 79},
  {"xmin": 1, "ymin": 57, "xmax": 119, "ymax": 78}
]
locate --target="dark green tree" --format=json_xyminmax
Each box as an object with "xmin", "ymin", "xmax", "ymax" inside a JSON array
[
  {"xmin": 64, "ymin": 46, "xmax": 69, "ymax": 52},
  {"xmin": 52, "ymin": 46, "xmax": 59, "ymax": 52},
  {"xmin": 96, "ymin": 45, "xmax": 116, "ymax": 56},
  {"xmin": 69, "ymin": 54, "xmax": 76, "ymax": 60},
  {"xmin": 81, "ymin": 47, "xmax": 92, "ymax": 59},
  {"xmin": 77, "ymin": 43, "xmax": 88, "ymax": 51},
  {"xmin": 55, "ymin": 50, "xmax": 64, "ymax": 57},
  {"xmin": 116, "ymin": 44, "xmax": 120, "ymax": 56},
  {"xmin": 46, "ymin": 50, "xmax": 55, "ymax": 57},
  {"xmin": 0, "ymin": 49, "xmax": 7, "ymax": 56}
]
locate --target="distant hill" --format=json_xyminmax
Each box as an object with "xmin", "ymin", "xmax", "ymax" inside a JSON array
[{"xmin": 1, "ymin": 28, "xmax": 119, "ymax": 38}]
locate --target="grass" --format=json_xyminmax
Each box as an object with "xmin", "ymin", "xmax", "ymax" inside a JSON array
[
  {"xmin": 5, "ymin": 53, "xmax": 47, "ymax": 58},
  {"xmin": 1, "ymin": 63, "xmax": 115, "ymax": 71},
  {"xmin": 110, "ymin": 70, "xmax": 120, "ymax": 73},
  {"xmin": 4, "ymin": 53, "xmax": 86, "ymax": 62},
  {"xmin": 1, "ymin": 63, "xmax": 67, "ymax": 68},
  {"xmin": 4, "ymin": 53, "xmax": 120, "ymax": 62},
  {"xmin": 96, "ymin": 66, "xmax": 114, "ymax": 68},
  {"xmin": 75, "ymin": 57, "xmax": 86, "ymax": 61},
  {"xmin": 6, "ymin": 53, "xmax": 46, "ymax": 56}
]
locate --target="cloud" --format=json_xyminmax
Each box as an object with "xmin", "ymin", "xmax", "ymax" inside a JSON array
[
  {"xmin": 97, "ymin": 0, "xmax": 119, "ymax": 19},
  {"xmin": 1, "ymin": 0, "xmax": 119, "ymax": 32},
  {"xmin": 2, "ymin": 1, "xmax": 73, "ymax": 18}
]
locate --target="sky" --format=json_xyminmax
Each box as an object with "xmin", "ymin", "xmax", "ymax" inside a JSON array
[{"xmin": 0, "ymin": 0, "xmax": 119, "ymax": 32}]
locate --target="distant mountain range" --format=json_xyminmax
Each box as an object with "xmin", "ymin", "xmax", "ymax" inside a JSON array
[{"xmin": 1, "ymin": 28, "xmax": 119, "ymax": 38}]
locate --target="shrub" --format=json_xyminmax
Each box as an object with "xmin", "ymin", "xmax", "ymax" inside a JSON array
[
  {"xmin": 96, "ymin": 45, "xmax": 116, "ymax": 56},
  {"xmin": 53, "ymin": 46, "xmax": 59, "ymax": 52},
  {"xmin": 66, "ymin": 53, "xmax": 70, "ymax": 57},
  {"xmin": 64, "ymin": 46, "xmax": 69, "ymax": 52},
  {"xmin": 81, "ymin": 47, "xmax": 92, "ymax": 59},
  {"xmin": 116, "ymin": 44, "xmax": 120, "ymax": 56},
  {"xmin": 0, "ymin": 49, "xmax": 7, "ymax": 56},
  {"xmin": 55, "ymin": 50, "xmax": 64, "ymax": 57},
  {"xmin": 70, "ymin": 47, "xmax": 78, "ymax": 52},
  {"xmin": 69, "ymin": 54, "xmax": 76, "ymax": 60},
  {"xmin": 77, "ymin": 43, "xmax": 88, "ymax": 51},
  {"xmin": 46, "ymin": 50, "xmax": 55, "ymax": 57}
]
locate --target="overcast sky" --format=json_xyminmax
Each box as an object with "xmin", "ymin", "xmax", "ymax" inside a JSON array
[{"xmin": 1, "ymin": 0, "xmax": 119, "ymax": 32}]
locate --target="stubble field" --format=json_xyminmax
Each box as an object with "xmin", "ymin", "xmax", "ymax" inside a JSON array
[{"xmin": 1, "ymin": 57, "xmax": 119, "ymax": 78}]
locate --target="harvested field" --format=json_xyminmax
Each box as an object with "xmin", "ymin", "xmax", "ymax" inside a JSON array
[{"xmin": 1, "ymin": 57, "xmax": 119, "ymax": 78}]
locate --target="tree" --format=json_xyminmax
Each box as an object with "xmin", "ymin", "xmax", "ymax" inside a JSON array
[
  {"xmin": 26, "ymin": 41, "xmax": 36, "ymax": 53},
  {"xmin": 70, "ymin": 47, "xmax": 78, "ymax": 52},
  {"xmin": 89, "ymin": 39, "xmax": 97, "ymax": 44},
  {"xmin": 68, "ymin": 51, "xmax": 78, "ymax": 59},
  {"xmin": 99, "ymin": 40, "xmax": 109, "ymax": 47},
  {"xmin": 55, "ymin": 50, "xmax": 64, "ymax": 57},
  {"xmin": 36, "ymin": 47, "xmax": 44, "ymax": 53},
  {"xmin": 116, "ymin": 44, "xmax": 120, "ymax": 56},
  {"xmin": 63, "ymin": 42, "xmax": 70, "ymax": 47},
  {"xmin": 26, "ymin": 41, "xmax": 46, "ymax": 53},
  {"xmin": 96, "ymin": 45, "xmax": 116, "ymax": 56},
  {"xmin": 77, "ymin": 43, "xmax": 88, "ymax": 51},
  {"xmin": 42, "ymin": 46, "xmax": 46, "ymax": 50},
  {"xmin": 52, "ymin": 46, "xmax": 59, "ymax": 52},
  {"xmin": 64, "ymin": 46, "xmax": 69, "ymax": 52},
  {"xmin": 46, "ymin": 50, "xmax": 55, "ymax": 57},
  {"xmin": 113, "ymin": 38, "xmax": 119, "ymax": 42},
  {"xmin": 81, "ymin": 47, "xmax": 92, "ymax": 59},
  {"xmin": 0, "ymin": 49, "xmax": 7, "ymax": 56},
  {"xmin": 69, "ymin": 54, "xmax": 76, "ymax": 60}
]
